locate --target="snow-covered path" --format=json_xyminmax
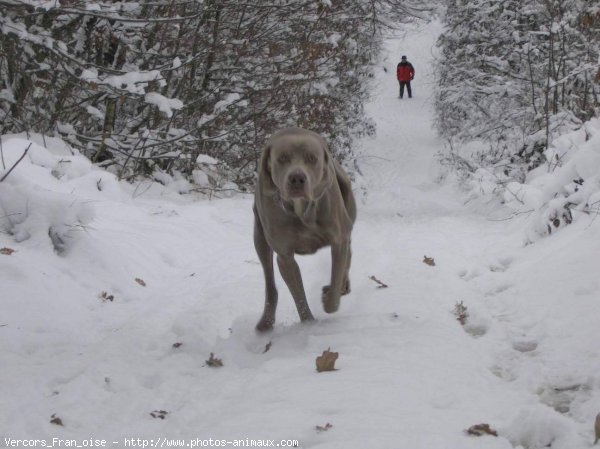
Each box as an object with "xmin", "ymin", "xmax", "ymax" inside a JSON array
[{"xmin": 3, "ymin": 20, "xmax": 600, "ymax": 449}]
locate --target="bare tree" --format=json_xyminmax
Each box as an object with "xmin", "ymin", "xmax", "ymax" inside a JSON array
[{"xmin": 1, "ymin": 0, "xmax": 431, "ymax": 187}]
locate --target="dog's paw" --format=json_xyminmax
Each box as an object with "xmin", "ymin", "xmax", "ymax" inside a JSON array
[
  {"xmin": 342, "ymin": 279, "xmax": 351, "ymax": 295},
  {"xmin": 322, "ymin": 279, "xmax": 351, "ymax": 297},
  {"xmin": 321, "ymin": 288, "xmax": 340, "ymax": 314},
  {"xmin": 255, "ymin": 316, "xmax": 274, "ymax": 333}
]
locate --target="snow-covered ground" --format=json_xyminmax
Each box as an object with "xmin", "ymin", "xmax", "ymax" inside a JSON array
[{"xmin": 2, "ymin": 21, "xmax": 600, "ymax": 449}]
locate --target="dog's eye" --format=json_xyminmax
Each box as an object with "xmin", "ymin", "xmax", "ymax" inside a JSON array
[
  {"xmin": 306, "ymin": 154, "xmax": 317, "ymax": 164},
  {"xmin": 277, "ymin": 155, "xmax": 290, "ymax": 164}
]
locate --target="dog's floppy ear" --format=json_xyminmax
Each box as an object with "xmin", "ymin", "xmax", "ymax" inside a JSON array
[
  {"xmin": 258, "ymin": 143, "xmax": 277, "ymax": 195},
  {"xmin": 313, "ymin": 139, "xmax": 335, "ymax": 199},
  {"xmin": 321, "ymin": 139, "xmax": 330, "ymax": 164}
]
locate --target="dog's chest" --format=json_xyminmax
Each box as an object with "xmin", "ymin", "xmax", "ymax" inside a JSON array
[
  {"xmin": 267, "ymin": 217, "xmax": 330, "ymax": 255},
  {"xmin": 292, "ymin": 225, "xmax": 329, "ymax": 255}
]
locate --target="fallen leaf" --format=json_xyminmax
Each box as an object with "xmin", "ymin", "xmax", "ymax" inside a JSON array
[
  {"xmin": 263, "ymin": 341, "xmax": 272, "ymax": 353},
  {"xmin": 99, "ymin": 291, "xmax": 114, "ymax": 302},
  {"xmin": 454, "ymin": 301, "xmax": 469, "ymax": 325},
  {"xmin": 594, "ymin": 413, "xmax": 600, "ymax": 444},
  {"xmin": 135, "ymin": 278, "xmax": 146, "ymax": 287},
  {"xmin": 50, "ymin": 414, "xmax": 64, "ymax": 426},
  {"xmin": 206, "ymin": 352, "xmax": 223, "ymax": 367},
  {"xmin": 466, "ymin": 423, "xmax": 498, "ymax": 437},
  {"xmin": 316, "ymin": 423, "xmax": 333, "ymax": 432},
  {"xmin": 368, "ymin": 275, "xmax": 388, "ymax": 288},
  {"xmin": 316, "ymin": 348, "xmax": 338, "ymax": 372},
  {"xmin": 0, "ymin": 247, "xmax": 15, "ymax": 255},
  {"xmin": 423, "ymin": 256, "xmax": 435, "ymax": 266},
  {"xmin": 150, "ymin": 410, "xmax": 168, "ymax": 420},
  {"xmin": 172, "ymin": 342, "xmax": 183, "ymax": 349}
]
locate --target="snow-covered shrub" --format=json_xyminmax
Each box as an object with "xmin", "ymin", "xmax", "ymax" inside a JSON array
[
  {"xmin": 0, "ymin": 137, "xmax": 95, "ymax": 254},
  {"xmin": 435, "ymin": 0, "xmax": 599, "ymax": 199},
  {"xmin": 503, "ymin": 118, "xmax": 600, "ymax": 241},
  {"xmin": 151, "ymin": 153, "xmax": 240, "ymax": 196}
]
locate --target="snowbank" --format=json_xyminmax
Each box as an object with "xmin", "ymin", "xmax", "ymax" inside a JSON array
[
  {"xmin": 0, "ymin": 136, "xmax": 99, "ymax": 253},
  {"xmin": 502, "ymin": 405, "xmax": 576, "ymax": 449},
  {"xmin": 461, "ymin": 118, "xmax": 600, "ymax": 241},
  {"xmin": 502, "ymin": 118, "xmax": 600, "ymax": 241}
]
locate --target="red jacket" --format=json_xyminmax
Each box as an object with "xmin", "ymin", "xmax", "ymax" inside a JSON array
[{"xmin": 397, "ymin": 61, "xmax": 415, "ymax": 82}]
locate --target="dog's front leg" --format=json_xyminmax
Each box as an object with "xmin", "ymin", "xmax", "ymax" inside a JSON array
[
  {"xmin": 277, "ymin": 254, "xmax": 315, "ymax": 322},
  {"xmin": 254, "ymin": 209, "xmax": 278, "ymax": 332},
  {"xmin": 322, "ymin": 240, "xmax": 350, "ymax": 313}
]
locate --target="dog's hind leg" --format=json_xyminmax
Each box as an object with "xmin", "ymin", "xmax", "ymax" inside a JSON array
[{"xmin": 342, "ymin": 243, "xmax": 352, "ymax": 295}]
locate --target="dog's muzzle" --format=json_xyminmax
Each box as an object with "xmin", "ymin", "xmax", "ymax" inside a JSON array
[{"xmin": 286, "ymin": 170, "xmax": 308, "ymax": 198}]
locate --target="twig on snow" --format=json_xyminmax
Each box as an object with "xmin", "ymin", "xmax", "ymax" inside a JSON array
[{"xmin": 0, "ymin": 143, "xmax": 31, "ymax": 183}]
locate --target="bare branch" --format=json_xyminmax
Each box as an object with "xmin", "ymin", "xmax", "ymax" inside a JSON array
[{"xmin": 0, "ymin": 143, "xmax": 31, "ymax": 183}]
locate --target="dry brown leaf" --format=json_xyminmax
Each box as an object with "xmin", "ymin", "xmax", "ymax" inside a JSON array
[
  {"xmin": 368, "ymin": 275, "xmax": 388, "ymax": 288},
  {"xmin": 316, "ymin": 423, "xmax": 333, "ymax": 432},
  {"xmin": 466, "ymin": 423, "xmax": 498, "ymax": 437},
  {"xmin": 206, "ymin": 352, "xmax": 223, "ymax": 367},
  {"xmin": 316, "ymin": 348, "xmax": 338, "ymax": 372},
  {"xmin": 172, "ymin": 342, "xmax": 183, "ymax": 349},
  {"xmin": 99, "ymin": 291, "xmax": 114, "ymax": 302},
  {"xmin": 263, "ymin": 341, "xmax": 272, "ymax": 353},
  {"xmin": 50, "ymin": 414, "xmax": 64, "ymax": 426},
  {"xmin": 423, "ymin": 256, "xmax": 435, "ymax": 266},
  {"xmin": 150, "ymin": 410, "xmax": 168, "ymax": 420},
  {"xmin": 0, "ymin": 247, "xmax": 15, "ymax": 255},
  {"xmin": 594, "ymin": 413, "xmax": 600, "ymax": 444},
  {"xmin": 135, "ymin": 278, "xmax": 146, "ymax": 287},
  {"xmin": 454, "ymin": 301, "xmax": 469, "ymax": 325}
]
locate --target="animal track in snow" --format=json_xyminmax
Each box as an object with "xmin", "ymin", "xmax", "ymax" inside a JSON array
[
  {"xmin": 537, "ymin": 382, "xmax": 592, "ymax": 414},
  {"xmin": 489, "ymin": 257, "xmax": 513, "ymax": 273},
  {"xmin": 463, "ymin": 322, "xmax": 488, "ymax": 338},
  {"xmin": 512, "ymin": 339, "xmax": 538, "ymax": 353},
  {"xmin": 458, "ymin": 269, "xmax": 481, "ymax": 281},
  {"xmin": 485, "ymin": 283, "xmax": 513, "ymax": 297}
]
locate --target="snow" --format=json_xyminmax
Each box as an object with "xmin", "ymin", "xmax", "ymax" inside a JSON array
[
  {"xmin": 196, "ymin": 155, "xmax": 218, "ymax": 165},
  {"xmin": 213, "ymin": 93, "xmax": 242, "ymax": 113},
  {"xmin": 2, "ymin": 20, "xmax": 600, "ymax": 449},
  {"xmin": 0, "ymin": 87, "xmax": 15, "ymax": 103},
  {"xmin": 144, "ymin": 92, "xmax": 184, "ymax": 118},
  {"xmin": 81, "ymin": 69, "xmax": 167, "ymax": 95},
  {"xmin": 105, "ymin": 71, "xmax": 166, "ymax": 94},
  {"xmin": 18, "ymin": 0, "xmax": 60, "ymax": 10},
  {"xmin": 86, "ymin": 105, "xmax": 105, "ymax": 121},
  {"xmin": 172, "ymin": 58, "xmax": 182, "ymax": 70},
  {"xmin": 504, "ymin": 117, "xmax": 600, "ymax": 241}
]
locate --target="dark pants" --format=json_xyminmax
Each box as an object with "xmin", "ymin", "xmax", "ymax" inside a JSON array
[{"xmin": 399, "ymin": 81, "xmax": 412, "ymax": 98}]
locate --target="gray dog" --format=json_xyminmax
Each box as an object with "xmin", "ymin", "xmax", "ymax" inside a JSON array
[{"xmin": 253, "ymin": 127, "xmax": 357, "ymax": 331}]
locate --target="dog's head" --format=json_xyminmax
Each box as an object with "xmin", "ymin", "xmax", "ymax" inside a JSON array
[{"xmin": 259, "ymin": 128, "xmax": 333, "ymax": 201}]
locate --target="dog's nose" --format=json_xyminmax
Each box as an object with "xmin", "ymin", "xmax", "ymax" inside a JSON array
[{"xmin": 288, "ymin": 171, "xmax": 307, "ymax": 189}]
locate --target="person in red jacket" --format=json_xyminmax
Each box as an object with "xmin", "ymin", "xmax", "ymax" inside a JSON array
[{"xmin": 396, "ymin": 55, "xmax": 415, "ymax": 99}]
